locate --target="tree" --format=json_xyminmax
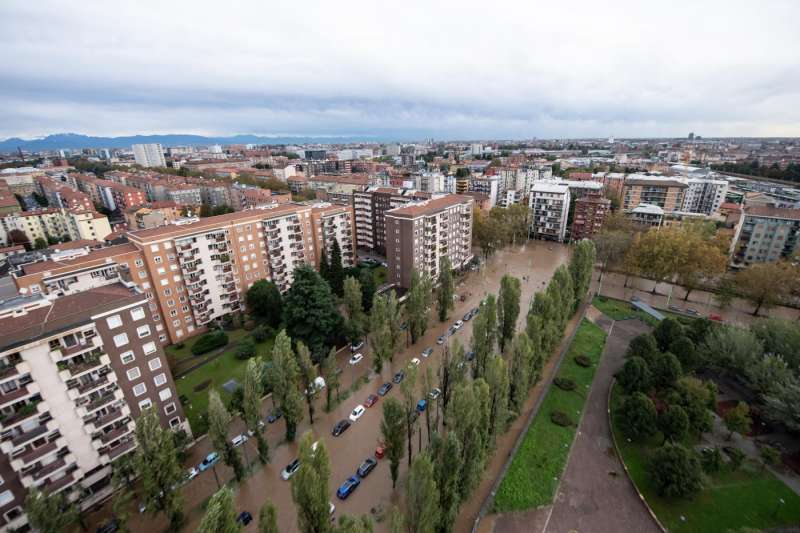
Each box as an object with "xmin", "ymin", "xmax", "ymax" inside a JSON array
[
  {"xmin": 406, "ymin": 454, "xmax": 440, "ymax": 533},
  {"xmin": 243, "ymin": 359, "xmax": 269, "ymax": 464},
  {"xmin": 724, "ymin": 401, "xmax": 752, "ymax": 440},
  {"xmin": 34, "ymin": 236, "xmax": 48, "ymax": 249},
  {"xmin": 284, "ymin": 265, "xmax": 343, "ymax": 360},
  {"xmin": 671, "ymin": 377, "xmax": 715, "ymax": 435},
  {"xmin": 659, "ymin": 404, "xmax": 689, "ymax": 443},
  {"xmin": 617, "ymin": 392, "xmax": 657, "ymax": 440},
  {"xmin": 270, "ymin": 330, "xmax": 305, "ymax": 441},
  {"xmin": 24, "ymin": 488, "xmax": 79, "ymax": 533},
  {"xmin": 259, "ymin": 500, "xmax": 279, "ymax": 533},
  {"xmin": 507, "ymin": 332, "xmax": 534, "ymax": 416},
  {"xmin": 751, "ymin": 318, "xmax": 800, "ymax": 371},
  {"xmin": 593, "ymin": 215, "xmax": 634, "ymax": 285},
  {"xmin": 111, "ymin": 454, "xmax": 136, "ymax": 532},
  {"xmin": 745, "ymin": 354, "xmax": 793, "ymax": 397},
  {"xmin": 208, "ymin": 390, "xmax": 245, "ymax": 480},
  {"xmin": 497, "ymin": 275, "xmax": 521, "ymax": 352},
  {"xmin": 485, "ymin": 355, "xmax": 510, "ymax": 445},
  {"xmin": 436, "ymin": 256, "xmax": 454, "ymax": 322},
  {"xmin": 569, "ymin": 239, "xmax": 596, "ymax": 306},
  {"xmin": 236, "ymin": 338, "xmax": 257, "ymax": 359},
  {"xmin": 296, "ymin": 341, "xmax": 318, "ymax": 425},
  {"xmin": 669, "ymin": 336, "xmax": 698, "ymax": 372},
  {"xmin": 735, "ymin": 261, "xmax": 797, "ymax": 316},
  {"xmin": 320, "ymin": 346, "xmax": 339, "ymax": 410},
  {"xmin": 134, "ymin": 407, "xmax": 185, "ymax": 529},
  {"xmin": 370, "ymin": 294, "xmax": 394, "ymax": 373},
  {"xmin": 431, "ymin": 433, "xmax": 463, "ymax": 533},
  {"xmin": 700, "ymin": 326, "xmax": 763, "ymax": 375},
  {"xmin": 471, "ymin": 294, "xmax": 498, "ymax": 379},
  {"xmin": 335, "ymin": 516, "xmax": 374, "ymax": 533},
  {"xmin": 650, "ymin": 352, "xmax": 682, "ymax": 390},
  {"xmin": 291, "ymin": 432, "xmax": 333, "ymax": 533},
  {"xmin": 627, "ymin": 227, "xmax": 686, "ymax": 294},
  {"xmin": 759, "ymin": 445, "xmax": 781, "ymax": 472},
  {"xmin": 246, "ymin": 280, "xmax": 283, "ymax": 328},
  {"xmin": 422, "ymin": 366, "xmax": 434, "ymax": 446},
  {"xmin": 617, "ymin": 356, "xmax": 651, "ymax": 394},
  {"xmin": 447, "ymin": 381, "xmax": 489, "ymax": 501},
  {"xmin": 650, "ymin": 443, "xmax": 702, "ymax": 498},
  {"xmin": 675, "ymin": 230, "xmax": 727, "ymax": 301},
  {"xmin": 764, "ymin": 379, "xmax": 800, "ymax": 432},
  {"xmin": 328, "ymin": 238, "xmax": 345, "ymax": 296},
  {"xmin": 319, "ymin": 246, "xmax": 330, "ymax": 284},
  {"xmin": 400, "ymin": 364, "xmax": 419, "ymax": 467},
  {"xmin": 7, "ymin": 228, "xmax": 30, "ymax": 248},
  {"xmin": 626, "ymin": 334, "xmax": 659, "ymax": 363},
  {"xmin": 438, "ymin": 340, "xmax": 466, "ymax": 421},
  {"xmin": 380, "ymin": 397, "xmax": 406, "ymax": 488},
  {"xmin": 653, "ymin": 318, "xmax": 684, "ymax": 352},
  {"xmin": 197, "ymin": 488, "xmax": 239, "ymax": 533},
  {"xmin": 343, "ymin": 276, "xmax": 366, "ymax": 342},
  {"xmin": 359, "ymin": 267, "xmax": 377, "ymax": 312},
  {"xmin": 407, "ymin": 270, "xmax": 433, "ymax": 344},
  {"xmin": 473, "ymin": 208, "xmax": 508, "ymax": 260}
]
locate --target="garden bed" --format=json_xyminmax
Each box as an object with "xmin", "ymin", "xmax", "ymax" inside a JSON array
[{"xmin": 492, "ymin": 319, "xmax": 607, "ymax": 512}]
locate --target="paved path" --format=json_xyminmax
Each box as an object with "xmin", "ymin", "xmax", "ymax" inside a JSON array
[{"xmin": 543, "ymin": 317, "xmax": 661, "ymax": 533}]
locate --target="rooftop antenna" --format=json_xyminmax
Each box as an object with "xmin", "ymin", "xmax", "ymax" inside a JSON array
[{"xmin": 17, "ymin": 147, "xmax": 25, "ymax": 162}]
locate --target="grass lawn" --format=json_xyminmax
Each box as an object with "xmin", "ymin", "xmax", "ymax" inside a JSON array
[
  {"xmin": 610, "ymin": 385, "xmax": 800, "ymax": 532},
  {"xmin": 166, "ymin": 328, "xmax": 251, "ymax": 365},
  {"xmin": 175, "ymin": 336, "xmax": 273, "ymax": 435},
  {"xmin": 492, "ymin": 318, "xmax": 608, "ymax": 512}
]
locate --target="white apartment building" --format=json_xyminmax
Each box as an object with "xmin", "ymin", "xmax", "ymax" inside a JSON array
[
  {"xmin": 0, "ymin": 209, "xmax": 111, "ymax": 246},
  {"xmin": 132, "ymin": 144, "xmax": 166, "ymax": 168},
  {"xmin": 681, "ymin": 178, "xmax": 728, "ymax": 215},
  {"xmin": 470, "ymin": 176, "xmax": 501, "ymax": 208},
  {"xmin": 529, "ymin": 182, "xmax": 570, "ymax": 242}
]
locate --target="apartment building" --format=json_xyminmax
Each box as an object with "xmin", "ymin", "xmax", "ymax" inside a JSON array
[
  {"xmin": 622, "ymin": 177, "xmax": 687, "ymax": 212},
  {"xmin": 571, "ymin": 195, "xmax": 611, "ymax": 240},
  {"xmin": 95, "ymin": 180, "xmax": 147, "ymax": 212},
  {"xmin": 0, "ymin": 283, "xmax": 186, "ymax": 530},
  {"xmin": 731, "ymin": 206, "xmax": 800, "ymax": 266},
  {"xmin": 470, "ymin": 176, "xmax": 501, "ymax": 208},
  {"xmin": 529, "ymin": 182, "xmax": 570, "ymax": 242},
  {"xmin": 352, "ymin": 187, "xmax": 431, "ymax": 255},
  {"xmin": 627, "ymin": 204, "xmax": 664, "ymax": 227},
  {"xmin": 385, "ymin": 195, "xmax": 473, "ymax": 289},
  {"xmin": 124, "ymin": 201, "xmax": 182, "ymax": 230},
  {"xmin": 200, "ymin": 183, "xmax": 233, "ymax": 208},
  {"xmin": 681, "ymin": 178, "xmax": 728, "ymax": 215},
  {"xmin": 166, "ymin": 185, "xmax": 202, "ymax": 207},
  {"xmin": 309, "ymin": 203, "xmax": 356, "ymax": 268},
  {"xmin": 0, "ymin": 209, "xmax": 112, "ymax": 246},
  {"xmin": 0, "ymin": 183, "xmax": 21, "ymax": 216},
  {"xmin": 308, "ymin": 174, "xmax": 371, "ymax": 205},
  {"xmin": 132, "ymin": 143, "xmax": 166, "ymax": 168}
]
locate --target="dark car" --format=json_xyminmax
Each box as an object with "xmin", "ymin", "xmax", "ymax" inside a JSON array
[
  {"xmin": 393, "ymin": 370, "xmax": 405, "ymax": 384},
  {"xmin": 463, "ymin": 311, "xmax": 473, "ymax": 321},
  {"xmin": 378, "ymin": 382, "xmax": 393, "ymax": 396},
  {"xmin": 236, "ymin": 511, "xmax": 253, "ymax": 525},
  {"xmin": 96, "ymin": 519, "xmax": 119, "ymax": 533},
  {"xmin": 400, "ymin": 322, "xmax": 409, "ymax": 330},
  {"xmin": 447, "ymin": 326, "xmax": 457, "ymax": 336},
  {"xmin": 281, "ymin": 459, "xmax": 300, "ymax": 480},
  {"xmin": 465, "ymin": 350, "xmax": 476, "ymax": 361},
  {"xmin": 267, "ymin": 408, "xmax": 283, "ymax": 423},
  {"xmin": 336, "ymin": 476, "xmax": 361, "ymax": 499},
  {"xmin": 421, "ymin": 347, "xmax": 433, "ymax": 358},
  {"xmin": 357, "ymin": 457, "xmax": 377, "ymax": 478},
  {"xmin": 332, "ymin": 420, "xmax": 351, "ymax": 436},
  {"xmin": 364, "ymin": 394, "xmax": 379, "ymax": 407},
  {"xmin": 436, "ymin": 335, "xmax": 445, "ymax": 345}
]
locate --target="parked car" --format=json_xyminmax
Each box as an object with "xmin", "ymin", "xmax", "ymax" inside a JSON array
[
  {"xmin": 351, "ymin": 340, "xmax": 364, "ymax": 352},
  {"xmin": 453, "ymin": 320, "xmax": 464, "ymax": 330},
  {"xmin": 349, "ymin": 405, "xmax": 366, "ymax": 422},
  {"xmin": 186, "ymin": 467, "xmax": 199, "ymax": 482},
  {"xmin": 247, "ymin": 420, "xmax": 265, "ymax": 436},
  {"xmin": 447, "ymin": 326, "xmax": 457, "ymax": 336},
  {"xmin": 266, "ymin": 408, "xmax": 283, "ymax": 423},
  {"xmin": 393, "ymin": 370, "xmax": 405, "ymax": 384},
  {"xmin": 429, "ymin": 388, "xmax": 441, "ymax": 400},
  {"xmin": 375, "ymin": 444, "xmax": 385, "ymax": 459},
  {"xmin": 96, "ymin": 520, "xmax": 119, "ymax": 533},
  {"xmin": 231, "ymin": 434, "xmax": 248, "ymax": 448},
  {"xmin": 686, "ymin": 308, "xmax": 700, "ymax": 316},
  {"xmin": 472, "ymin": 306, "xmax": 480, "ymax": 316},
  {"xmin": 332, "ymin": 420, "xmax": 351, "ymax": 436},
  {"xmin": 198, "ymin": 452, "xmax": 219, "ymax": 472},
  {"xmin": 236, "ymin": 511, "xmax": 253, "ymax": 525},
  {"xmin": 357, "ymin": 457, "xmax": 378, "ymax": 478},
  {"xmin": 336, "ymin": 476, "xmax": 361, "ymax": 500},
  {"xmin": 421, "ymin": 347, "xmax": 433, "ymax": 358},
  {"xmin": 436, "ymin": 335, "xmax": 446, "ymax": 345},
  {"xmin": 709, "ymin": 313, "xmax": 723, "ymax": 322},
  {"xmin": 364, "ymin": 394, "xmax": 378, "ymax": 407},
  {"xmin": 305, "ymin": 376, "xmax": 327, "ymax": 395},
  {"xmin": 409, "ymin": 357, "xmax": 421, "ymax": 367},
  {"xmin": 417, "ymin": 399, "xmax": 427, "ymax": 412},
  {"xmin": 329, "ymin": 502, "xmax": 336, "ymax": 520},
  {"xmin": 668, "ymin": 305, "xmax": 682, "ymax": 312},
  {"xmin": 465, "ymin": 350, "xmax": 476, "ymax": 361},
  {"xmin": 378, "ymin": 382, "xmax": 393, "ymax": 396},
  {"xmin": 463, "ymin": 311, "xmax": 473, "ymax": 321},
  {"xmin": 400, "ymin": 322, "xmax": 409, "ymax": 330},
  {"xmin": 349, "ymin": 353, "xmax": 364, "ymax": 365},
  {"xmin": 281, "ymin": 459, "xmax": 301, "ymax": 480}
]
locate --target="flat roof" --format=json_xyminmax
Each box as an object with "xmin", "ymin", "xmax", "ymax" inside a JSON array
[
  {"xmin": 386, "ymin": 194, "xmax": 472, "ymax": 218},
  {"xmin": 20, "ymin": 243, "xmax": 138, "ymax": 276}
]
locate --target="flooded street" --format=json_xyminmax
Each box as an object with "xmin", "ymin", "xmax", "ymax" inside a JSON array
[{"xmin": 86, "ymin": 241, "xmax": 571, "ymax": 533}]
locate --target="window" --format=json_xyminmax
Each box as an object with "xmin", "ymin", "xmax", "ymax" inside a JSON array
[
  {"xmin": 164, "ymin": 402, "xmax": 176, "ymax": 415},
  {"xmin": 138, "ymin": 398, "xmax": 152, "ymax": 410},
  {"xmin": 150, "ymin": 244, "xmax": 159, "ymax": 252},
  {"xmin": 126, "ymin": 367, "xmax": 141, "ymax": 380},
  {"xmin": 141, "ymin": 341, "xmax": 157, "ymax": 355},
  {"xmin": 157, "ymin": 267, "xmax": 166, "ymax": 275},
  {"xmin": 154, "ymin": 373, "xmax": 167, "ymax": 386},
  {"xmin": 120, "ymin": 351, "xmax": 135, "ymax": 364},
  {"xmin": 137, "ymin": 325, "xmax": 151, "ymax": 338},
  {"xmin": 0, "ymin": 490, "xmax": 13, "ymax": 507},
  {"xmin": 160, "ymin": 279, "xmax": 168, "ymax": 286},
  {"xmin": 167, "ymin": 299, "xmax": 175, "ymax": 307},
  {"xmin": 181, "ymin": 306, "xmax": 189, "ymax": 313},
  {"xmin": 106, "ymin": 314, "xmax": 123, "ymax": 329},
  {"xmin": 148, "ymin": 358, "xmax": 162, "ymax": 371},
  {"xmin": 169, "ymin": 417, "xmax": 181, "ymax": 428},
  {"xmin": 159, "ymin": 334, "xmax": 168, "ymax": 342},
  {"xmin": 113, "ymin": 333, "xmax": 129, "ymax": 347},
  {"xmin": 135, "ymin": 259, "xmax": 144, "ymax": 267},
  {"xmin": 139, "ymin": 271, "xmax": 148, "ymax": 279},
  {"xmin": 153, "ymin": 256, "xmax": 162, "ymax": 264},
  {"xmin": 159, "ymin": 388, "xmax": 172, "ymax": 401},
  {"xmin": 133, "ymin": 383, "xmax": 147, "ymax": 397},
  {"xmin": 170, "ymin": 310, "xmax": 178, "ymax": 318},
  {"xmin": 164, "ymin": 288, "xmax": 172, "ymax": 296},
  {"xmin": 130, "ymin": 307, "xmax": 145, "ymax": 321}
]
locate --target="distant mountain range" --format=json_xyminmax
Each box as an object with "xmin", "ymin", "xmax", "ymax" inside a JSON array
[{"xmin": 0, "ymin": 133, "xmax": 390, "ymax": 153}]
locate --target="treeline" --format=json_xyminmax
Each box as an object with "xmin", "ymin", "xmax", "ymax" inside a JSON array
[{"xmin": 712, "ymin": 161, "xmax": 800, "ymax": 183}]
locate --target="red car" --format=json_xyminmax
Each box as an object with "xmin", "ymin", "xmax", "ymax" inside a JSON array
[
  {"xmin": 375, "ymin": 444, "xmax": 385, "ymax": 459},
  {"xmin": 364, "ymin": 394, "xmax": 378, "ymax": 408},
  {"xmin": 709, "ymin": 314, "xmax": 723, "ymax": 322}
]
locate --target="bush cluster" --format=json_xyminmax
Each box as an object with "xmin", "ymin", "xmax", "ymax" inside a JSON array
[
  {"xmin": 550, "ymin": 410, "xmax": 574, "ymax": 427},
  {"xmin": 554, "ymin": 377, "xmax": 576, "ymax": 391},
  {"xmin": 191, "ymin": 330, "xmax": 229, "ymax": 355},
  {"xmin": 574, "ymin": 355, "xmax": 592, "ymax": 367}
]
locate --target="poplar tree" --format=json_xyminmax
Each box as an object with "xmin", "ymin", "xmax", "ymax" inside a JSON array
[
  {"xmin": 291, "ymin": 432, "xmax": 333, "ymax": 533},
  {"xmin": 296, "ymin": 341, "xmax": 318, "ymax": 425},
  {"xmin": 243, "ymin": 358, "xmax": 269, "ymax": 464},
  {"xmin": 197, "ymin": 488, "xmax": 239, "ymax": 533},
  {"xmin": 472, "ymin": 294, "xmax": 497, "ymax": 379},
  {"xmin": 380, "ymin": 397, "xmax": 406, "ymax": 488},
  {"xmin": 406, "ymin": 454, "xmax": 440, "ymax": 533},
  {"xmin": 208, "ymin": 390, "xmax": 245, "ymax": 481},
  {"xmin": 497, "ymin": 274, "xmax": 521, "ymax": 352},
  {"xmin": 436, "ymin": 257, "xmax": 454, "ymax": 322},
  {"xmin": 270, "ymin": 330, "xmax": 304, "ymax": 441}
]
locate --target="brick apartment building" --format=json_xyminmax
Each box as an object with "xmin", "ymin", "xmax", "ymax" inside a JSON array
[
  {"xmin": 352, "ymin": 187, "xmax": 430, "ymax": 255},
  {"xmin": 570, "ymin": 195, "xmax": 611, "ymax": 240}
]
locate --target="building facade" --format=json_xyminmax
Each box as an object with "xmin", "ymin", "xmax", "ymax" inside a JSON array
[
  {"xmin": 732, "ymin": 206, "xmax": 800, "ymax": 266},
  {"xmin": 570, "ymin": 195, "xmax": 611, "ymax": 241},
  {"xmin": 352, "ymin": 187, "xmax": 430, "ymax": 255},
  {"xmin": 529, "ymin": 182, "xmax": 570, "ymax": 242},
  {"xmin": 622, "ymin": 177, "xmax": 687, "ymax": 212},
  {"xmin": 132, "ymin": 144, "xmax": 166, "ymax": 168}
]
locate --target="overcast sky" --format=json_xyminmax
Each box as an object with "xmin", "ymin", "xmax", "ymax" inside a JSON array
[{"xmin": 1, "ymin": 0, "xmax": 799, "ymax": 140}]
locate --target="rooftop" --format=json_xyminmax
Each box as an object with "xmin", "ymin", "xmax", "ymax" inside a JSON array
[
  {"xmin": 744, "ymin": 206, "xmax": 800, "ymax": 221},
  {"xmin": 386, "ymin": 194, "xmax": 472, "ymax": 218},
  {"xmin": 19, "ymin": 243, "xmax": 138, "ymax": 276}
]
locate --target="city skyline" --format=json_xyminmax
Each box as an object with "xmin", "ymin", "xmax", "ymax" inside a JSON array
[{"xmin": 2, "ymin": 0, "xmax": 799, "ymax": 140}]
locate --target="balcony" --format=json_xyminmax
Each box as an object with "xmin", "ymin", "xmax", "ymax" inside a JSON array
[
  {"xmin": 86, "ymin": 405, "xmax": 128, "ymax": 432},
  {"xmin": 10, "ymin": 420, "xmax": 54, "ymax": 448},
  {"xmin": 103, "ymin": 438, "xmax": 136, "ymax": 462},
  {"xmin": 79, "ymin": 389, "xmax": 121, "ymax": 416},
  {"xmin": 30, "ymin": 456, "xmax": 70, "ymax": 482},
  {"xmin": 95, "ymin": 423, "xmax": 133, "ymax": 446},
  {"xmin": 15, "ymin": 439, "xmax": 61, "ymax": 466},
  {"xmin": 43, "ymin": 470, "xmax": 77, "ymax": 494},
  {"xmin": 58, "ymin": 353, "xmax": 108, "ymax": 380},
  {"xmin": 0, "ymin": 382, "xmax": 38, "ymax": 410}
]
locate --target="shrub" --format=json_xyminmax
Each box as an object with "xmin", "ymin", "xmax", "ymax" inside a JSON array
[
  {"xmin": 550, "ymin": 410, "xmax": 574, "ymax": 427},
  {"xmin": 574, "ymin": 355, "xmax": 592, "ymax": 367},
  {"xmin": 725, "ymin": 447, "xmax": 746, "ymax": 471},
  {"xmin": 191, "ymin": 331, "xmax": 229, "ymax": 355},
  {"xmin": 243, "ymin": 319, "xmax": 256, "ymax": 331},
  {"xmin": 701, "ymin": 447, "xmax": 723, "ymax": 474},
  {"xmin": 618, "ymin": 392, "xmax": 657, "ymax": 441},
  {"xmin": 616, "ymin": 356, "xmax": 651, "ymax": 394},
  {"xmin": 650, "ymin": 442, "xmax": 702, "ymax": 498},
  {"xmin": 236, "ymin": 339, "xmax": 256, "ymax": 360},
  {"xmin": 175, "ymin": 342, "xmax": 185, "ymax": 350},
  {"xmin": 252, "ymin": 325, "xmax": 272, "ymax": 343},
  {"xmin": 554, "ymin": 377, "xmax": 577, "ymax": 391}
]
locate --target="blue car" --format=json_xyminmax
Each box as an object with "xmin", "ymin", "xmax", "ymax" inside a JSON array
[
  {"xmin": 417, "ymin": 399, "xmax": 427, "ymax": 412},
  {"xmin": 198, "ymin": 452, "xmax": 219, "ymax": 472},
  {"xmin": 336, "ymin": 476, "xmax": 361, "ymax": 500}
]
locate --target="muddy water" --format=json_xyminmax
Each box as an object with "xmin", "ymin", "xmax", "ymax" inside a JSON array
[{"xmin": 85, "ymin": 242, "xmax": 571, "ymax": 533}]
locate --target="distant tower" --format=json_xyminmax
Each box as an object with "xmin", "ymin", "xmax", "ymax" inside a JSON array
[
  {"xmin": 688, "ymin": 132, "xmax": 695, "ymax": 141},
  {"xmin": 608, "ymin": 136, "xmax": 615, "ymax": 144}
]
